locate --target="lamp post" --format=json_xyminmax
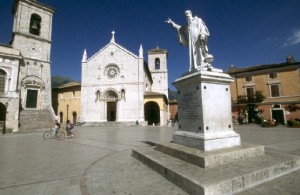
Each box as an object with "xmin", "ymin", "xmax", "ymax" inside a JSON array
[{"xmin": 66, "ymin": 104, "xmax": 69, "ymax": 121}]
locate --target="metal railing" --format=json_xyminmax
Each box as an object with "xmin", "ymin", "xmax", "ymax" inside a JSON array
[{"xmin": 232, "ymin": 95, "xmax": 265, "ymax": 104}]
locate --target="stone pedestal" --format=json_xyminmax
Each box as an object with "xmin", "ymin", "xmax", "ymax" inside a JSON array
[{"xmin": 172, "ymin": 70, "xmax": 240, "ymax": 151}]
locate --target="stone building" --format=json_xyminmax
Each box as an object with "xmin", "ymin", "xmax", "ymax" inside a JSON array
[
  {"xmin": 0, "ymin": 45, "xmax": 22, "ymax": 132},
  {"xmin": 228, "ymin": 56, "xmax": 300, "ymax": 124},
  {"xmin": 80, "ymin": 32, "xmax": 169, "ymax": 126},
  {"xmin": 0, "ymin": 0, "xmax": 55, "ymax": 132},
  {"xmin": 52, "ymin": 82, "xmax": 81, "ymax": 124}
]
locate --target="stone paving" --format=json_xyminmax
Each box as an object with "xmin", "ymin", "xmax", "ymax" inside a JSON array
[{"xmin": 0, "ymin": 124, "xmax": 299, "ymax": 195}]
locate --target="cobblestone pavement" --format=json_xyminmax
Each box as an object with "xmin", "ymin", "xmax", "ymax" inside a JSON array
[{"xmin": 0, "ymin": 124, "xmax": 299, "ymax": 195}]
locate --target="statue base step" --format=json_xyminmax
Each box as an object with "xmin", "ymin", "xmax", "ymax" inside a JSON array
[
  {"xmin": 173, "ymin": 130, "xmax": 241, "ymax": 151},
  {"xmin": 132, "ymin": 143, "xmax": 300, "ymax": 195},
  {"xmin": 155, "ymin": 142, "xmax": 264, "ymax": 169}
]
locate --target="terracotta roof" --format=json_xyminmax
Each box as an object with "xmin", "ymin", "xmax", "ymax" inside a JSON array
[
  {"xmin": 57, "ymin": 82, "xmax": 81, "ymax": 89},
  {"xmin": 226, "ymin": 61, "xmax": 300, "ymax": 74},
  {"xmin": 144, "ymin": 91, "xmax": 169, "ymax": 104},
  {"xmin": 144, "ymin": 91, "xmax": 165, "ymax": 96},
  {"xmin": 147, "ymin": 48, "xmax": 167, "ymax": 53}
]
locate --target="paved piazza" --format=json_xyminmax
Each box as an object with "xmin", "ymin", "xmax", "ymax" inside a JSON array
[{"xmin": 0, "ymin": 125, "xmax": 300, "ymax": 195}]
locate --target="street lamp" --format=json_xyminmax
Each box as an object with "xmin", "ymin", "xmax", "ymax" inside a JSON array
[{"xmin": 66, "ymin": 104, "xmax": 69, "ymax": 121}]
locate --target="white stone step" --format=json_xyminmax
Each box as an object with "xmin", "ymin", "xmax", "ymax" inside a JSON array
[
  {"xmin": 156, "ymin": 142, "xmax": 265, "ymax": 169},
  {"xmin": 132, "ymin": 146, "xmax": 300, "ymax": 195}
]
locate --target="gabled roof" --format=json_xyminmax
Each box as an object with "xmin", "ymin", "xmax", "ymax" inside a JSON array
[{"xmin": 87, "ymin": 41, "xmax": 139, "ymax": 63}]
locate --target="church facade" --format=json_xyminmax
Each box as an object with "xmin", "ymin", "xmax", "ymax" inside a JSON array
[{"xmin": 81, "ymin": 32, "xmax": 169, "ymax": 125}]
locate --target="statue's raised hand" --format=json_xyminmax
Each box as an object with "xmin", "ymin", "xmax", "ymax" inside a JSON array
[{"xmin": 165, "ymin": 18, "xmax": 174, "ymax": 25}]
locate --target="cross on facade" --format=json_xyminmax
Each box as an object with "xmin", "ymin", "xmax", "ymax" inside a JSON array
[{"xmin": 110, "ymin": 31, "xmax": 115, "ymax": 43}]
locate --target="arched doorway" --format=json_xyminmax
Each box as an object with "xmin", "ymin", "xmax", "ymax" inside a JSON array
[
  {"xmin": 59, "ymin": 112, "xmax": 63, "ymax": 123},
  {"xmin": 144, "ymin": 101, "xmax": 160, "ymax": 125},
  {"xmin": 105, "ymin": 90, "xmax": 118, "ymax": 121},
  {"xmin": 72, "ymin": 112, "xmax": 77, "ymax": 124},
  {"xmin": 0, "ymin": 103, "xmax": 7, "ymax": 133}
]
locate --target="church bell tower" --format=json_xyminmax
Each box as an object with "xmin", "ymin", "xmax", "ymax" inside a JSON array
[
  {"xmin": 11, "ymin": 0, "xmax": 55, "ymax": 109},
  {"xmin": 148, "ymin": 48, "xmax": 168, "ymax": 98}
]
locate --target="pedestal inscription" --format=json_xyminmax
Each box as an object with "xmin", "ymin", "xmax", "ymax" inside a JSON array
[{"xmin": 180, "ymin": 92, "xmax": 201, "ymax": 118}]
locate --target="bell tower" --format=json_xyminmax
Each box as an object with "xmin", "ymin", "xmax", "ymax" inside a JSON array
[
  {"xmin": 11, "ymin": 0, "xmax": 55, "ymax": 109},
  {"xmin": 148, "ymin": 47, "xmax": 168, "ymax": 98}
]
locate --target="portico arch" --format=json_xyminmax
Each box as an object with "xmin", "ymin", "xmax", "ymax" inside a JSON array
[{"xmin": 144, "ymin": 101, "xmax": 160, "ymax": 125}]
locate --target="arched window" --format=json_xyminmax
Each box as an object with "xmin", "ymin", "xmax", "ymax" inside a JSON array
[
  {"xmin": 0, "ymin": 69, "xmax": 7, "ymax": 92},
  {"xmin": 155, "ymin": 58, "xmax": 160, "ymax": 70},
  {"xmin": 95, "ymin": 90, "xmax": 101, "ymax": 102},
  {"xmin": 29, "ymin": 14, "xmax": 41, "ymax": 36}
]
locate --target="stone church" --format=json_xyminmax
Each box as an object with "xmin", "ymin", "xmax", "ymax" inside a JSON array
[
  {"xmin": 0, "ymin": 0, "xmax": 55, "ymax": 132},
  {"xmin": 81, "ymin": 32, "xmax": 169, "ymax": 126}
]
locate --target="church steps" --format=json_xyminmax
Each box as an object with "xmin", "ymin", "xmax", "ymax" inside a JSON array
[
  {"xmin": 19, "ymin": 109, "xmax": 54, "ymax": 132},
  {"xmin": 132, "ymin": 145, "xmax": 300, "ymax": 195}
]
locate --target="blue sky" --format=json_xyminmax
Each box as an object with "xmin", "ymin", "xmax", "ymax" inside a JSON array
[{"xmin": 1, "ymin": 0, "xmax": 300, "ymax": 90}]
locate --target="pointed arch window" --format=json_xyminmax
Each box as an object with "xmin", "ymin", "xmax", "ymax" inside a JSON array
[
  {"xmin": 0, "ymin": 69, "xmax": 7, "ymax": 92},
  {"xmin": 155, "ymin": 58, "xmax": 160, "ymax": 70},
  {"xmin": 29, "ymin": 14, "xmax": 41, "ymax": 36}
]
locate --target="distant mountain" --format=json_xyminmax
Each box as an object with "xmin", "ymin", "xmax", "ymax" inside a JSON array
[
  {"xmin": 51, "ymin": 76, "xmax": 76, "ymax": 88},
  {"xmin": 168, "ymin": 89, "xmax": 178, "ymax": 100}
]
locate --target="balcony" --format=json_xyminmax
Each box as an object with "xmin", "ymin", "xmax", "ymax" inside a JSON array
[
  {"xmin": 0, "ymin": 91, "xmax": 19, "ymax": 98},
  {"xmin": 232, "ymin": 95, "xmax": 265, "ymax": 104}
]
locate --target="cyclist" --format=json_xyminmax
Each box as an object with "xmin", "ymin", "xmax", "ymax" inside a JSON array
[
  {"xmin": 51, "ymin": 120, "xmax": 61, "ymax": 136},
  {"xmin": 66, "ymin": 120, "xmax": 74, "ymax": 136}
]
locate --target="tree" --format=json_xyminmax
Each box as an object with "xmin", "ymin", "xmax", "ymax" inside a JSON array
[{"xmin": 51, "ymin": 76, "xmax": 76, "ymax": 88}]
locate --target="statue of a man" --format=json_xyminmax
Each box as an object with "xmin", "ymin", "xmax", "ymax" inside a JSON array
[{"xmin": 166, "ymin": 10, "xmax": 212, "ymax": 72}]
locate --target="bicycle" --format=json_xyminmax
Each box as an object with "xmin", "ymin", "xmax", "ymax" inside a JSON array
[
  {"xmin": 65, "ymin": 129, "xmax": 79, "ymax": 138},
  {"xmin": 43, "ymin": 129, "xmax": 65, "ymax": 140}
]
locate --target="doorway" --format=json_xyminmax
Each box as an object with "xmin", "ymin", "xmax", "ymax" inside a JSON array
[
  {"xmin": 144, "ymin": 101, "xmax": 160, "ymax": 125},
  {"xmin": 72, "ymin": 112, "xmax": 77, "ymax": 124},
  {"xmin": 107, "ymin": 102, "xmax": 116, "ymax": 121},
  {"xmin": 0, "ymin": 103, "xmax": 6, "ymax": 121},
  {"xmin": 0, "ymin": 103, "xmax": 6, "ymax": 133},
  {"xmin": 272, "ymin": 109, "xmax": 285, "ymax": 125},
  {"xmin": 26, "ymin": 89, "xmax": 38, "ymax": 108}
]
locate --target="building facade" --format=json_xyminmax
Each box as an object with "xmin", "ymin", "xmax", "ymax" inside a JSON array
[
  {"xmin": 52, "ymin": 82, "xmax": 81, "ymax": 125},
  {"xmin": 0, "ymin": 0, "xmax": 55, "ymax": 132},
  {"xmin": 227, "ymin": 56, "xmax": 300, "ymax": 124},
  {"xmin": 0, "ymin": 45, "xmax": 22, "ymax": 131},
  {"xmin": 80, "ymin": 32, "xmax": 169, "ymax": 125}
]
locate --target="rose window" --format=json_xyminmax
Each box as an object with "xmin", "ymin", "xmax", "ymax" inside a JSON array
[{"xmin": 104, "ymin": 65, "xmax": 119, "ymax": 79}]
